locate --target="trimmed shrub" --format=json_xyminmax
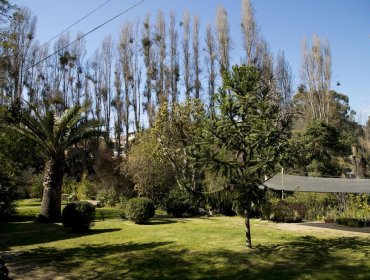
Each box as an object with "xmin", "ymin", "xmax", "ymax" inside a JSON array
[
  {"xmin": 125, "ymin": 197, "xmax": 155, "ymax": 224},
  {"xmin": 165, "ymin": 188, "xmax": 192, "ymax": 218},
  {"xmin": 62, "ymin": 202, "xmax": 95, "ymax": 232}
]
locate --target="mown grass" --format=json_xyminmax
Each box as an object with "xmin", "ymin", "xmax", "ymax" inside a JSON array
[
  {"xmin": 13, "ymin": 198, "xmax": 43, "ymax": 220},
  {"xmin": 13, "ymin": 199, "xmax": 122, "ymax": 221},
  {"xmin": 1, "ymin": 199, "xmax": 370, "ymax": 279}
]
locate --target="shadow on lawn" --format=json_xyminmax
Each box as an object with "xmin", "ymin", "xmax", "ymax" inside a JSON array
[
  {"xmin": 6, "ymin": 236, "xmax": 370, "ymax": 279},
  {"xmin": 145, "ymin": 218, "xmax": 182, "ymax": 225},
  {"xmin": 7, "ymin": 213, "xmax": 38, "ymax": 222},
  {"xmin": 0, "ymin": 222, "xmax": 121, "ymax": 251},
  {"xmin": 6, "ymin": 241, "xmax": 174, "ymax": 279}
]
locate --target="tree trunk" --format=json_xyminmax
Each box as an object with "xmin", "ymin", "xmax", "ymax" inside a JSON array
[
  {"xmin": 244, "ymin": 209, "xmax": 252, "ymax": 248},
  {"xmin": 40, "ymin": 157, "xmax": 64, "ymax": 222}
]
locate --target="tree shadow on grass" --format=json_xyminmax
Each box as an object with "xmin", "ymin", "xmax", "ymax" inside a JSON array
[
  {"xmin": 253, "ymin": 236, "xmax": 370, "ymax": 279},
  {"xmin": 0, "ymin": 222, "xmax": 121, "ymax": 251},
  {"xmin": 5, "ymin": 211, "xmax": 39, "ymax": 222},
  {"xmin": 6, "ymin": 241, "xmax": 174, "ymax": 280},
  {"xmin": 5, "ymin": 236, "xmax": 370, "ymax": 279},
  {"xmin": 145, "ymin": 218, "xmax": 182, "ymax": 225}
]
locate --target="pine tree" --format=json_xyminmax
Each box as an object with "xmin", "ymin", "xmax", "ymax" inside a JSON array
[{"xmin": 197, "ymin": 65, "xmax": 291, "ymax": 248}]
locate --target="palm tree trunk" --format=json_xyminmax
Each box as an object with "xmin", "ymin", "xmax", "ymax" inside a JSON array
[{"xmin": 40, "ymin": 157, "xmax": 64, "ymax": 222}]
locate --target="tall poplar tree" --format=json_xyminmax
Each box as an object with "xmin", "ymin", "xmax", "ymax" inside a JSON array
[
  {"xmin": 192, "ymin": 15, "xmax": 201, "ymax": 99},
  {"xmin": 154, "ymin": 11, "xmax": 167, "ymax": 105},
  {"xmin": 204, "ymin": 23, "xmax": 217, "ymax": 114},
  {"xmin": 169, "ymin": 12, "xmax": 179, "ymax": 110},
  {"xmin": 241, "ymin": 0, "xmax": 258, "ymax": 65},
  {"xmin": 142, "ymin": 14, "xmax": 155, "ymax": 126},
  {"xmin": 182, "ymin": 11, "xmax": 192, "ymax": 98},
  {"xmin": 301, "ymin": 35, "xmax": 332, "ymax": 122},
  {"xmin": 215, "ymin": 6, "xmax": 231, "ymax": 72}
]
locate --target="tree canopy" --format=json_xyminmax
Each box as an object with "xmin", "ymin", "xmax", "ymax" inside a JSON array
[{"xmin": 196, "ymin": 65, "xmax": 291, "ymax": 247}]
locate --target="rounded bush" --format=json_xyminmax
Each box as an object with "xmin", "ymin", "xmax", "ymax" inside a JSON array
[
  {"xmin": 62, "ymin": 201, "xmax": 95, "ymax": 232},
  {"xmin": 165, "ymin": 196, "xmax": 190, "ymax": 218},
  {"xmin": 125, "ymin": 197, "xmax": 155, "ymax": 224},
  {"xmin": 165, "ymin": 188, "xmax": 192, "ymax": 218}
]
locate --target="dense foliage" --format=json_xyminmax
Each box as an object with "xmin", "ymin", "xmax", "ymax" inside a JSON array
[
  {"xmin": 126, "ymin": 131, "xmax": 175, "ymax": 206},
  {"xmin": 196, "ymin": 65, "xmax": 292, "ymax": 247},
  {"xmin": 62, "ymin": 201, "xmax": 96, "ymax": 232},
  {"xmin": 286, "ymin": 121, "xmax": 349, "ymax": 176},
  {"xmin": 165, "ymin": 188, "xmax": 193, "ymax": 217},
  {"xmin": 0, "ymin": 168, "xmax": 16, "ymax": 220},
  {"xmin": 125, "ymin": 197, "xmax": 155, "ymax": 224},
  {"xmin": 0, "ymin": 106, "xmax": 44, "ymax": 217}
]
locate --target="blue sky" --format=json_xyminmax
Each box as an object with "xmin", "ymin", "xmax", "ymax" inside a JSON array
[{"xmin": 11, "ymin": 0, "xmax": 370, "ymax": 123}]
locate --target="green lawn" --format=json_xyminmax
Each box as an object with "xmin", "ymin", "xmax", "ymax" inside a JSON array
[{"xmin": 1, "ymin": 200, "xmax": 370, "ymax": 279}]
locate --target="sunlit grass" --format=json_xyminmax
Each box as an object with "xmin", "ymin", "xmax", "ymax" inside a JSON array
[
  {"xmin": 14, "ymin": 198, "xmax": 123, "ymax": 221},
  {"xmin": 2, "ymin": 199, "xmax": 370, "ymax": 279}
]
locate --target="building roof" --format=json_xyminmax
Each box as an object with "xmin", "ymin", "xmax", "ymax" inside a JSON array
[{"xmin": 263, "ymin": 174, "xmax": 370, "ymax": 193}]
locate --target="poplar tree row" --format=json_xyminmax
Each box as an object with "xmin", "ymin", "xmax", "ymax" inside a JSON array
[{"xmin": 0, "ymin": 0, "xmax": 294, "ymax": 153}]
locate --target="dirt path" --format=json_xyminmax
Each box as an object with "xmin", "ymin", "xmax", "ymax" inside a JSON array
[{"xmin": 273, "ymin": 221, "xmax": 370, "ymax": 237}]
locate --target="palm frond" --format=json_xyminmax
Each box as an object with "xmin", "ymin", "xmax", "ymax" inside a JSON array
[
  {"xmin": 18, "ymin": 111, "xmax": 56, "ymax": 152},
  {"xmin": 22, "ymin": 103, "xmax": 56, "ymax": 148},
  {"xmin": 60, "ymin": 119, "xmax": 105, "ymax": 151},
  {"xmin": 6, "ymin": 125, "xmax": 52, "ymax": 157},
  {"xmin": 9, "ymin": 102, "xmax": 101, "ymax": 159},
  {"xmin": 55, "ymin": 104, "xmax": 88, "ymax": 141}
]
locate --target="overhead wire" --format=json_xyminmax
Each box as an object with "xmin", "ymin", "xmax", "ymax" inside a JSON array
[
  {"xmin": 26, "ymin": 0, "xmax": 145, "ymax": 71},
  {"xmin": 34, "ymin": 0, "xmax": 113, "ymax": 53}
]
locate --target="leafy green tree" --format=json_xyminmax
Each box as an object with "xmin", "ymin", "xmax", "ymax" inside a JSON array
[
  {"xmin": 154, "ymin": 99, "xmax": 205, "ymax": 195},
  {"xmin": 126, "ymin": 131, "xmax": 176, "ymax": 206},
  {"xmin": 0, "ymin": 104, "xmax": 43, "ymax": 218},
  {"xmin": 292, "ymin": 88, "xmax": 365, "ymax": 177},
  {"xmin": 196, "ymin": 65, "xmax": 291, "ymax": 248},
  {"xmin": 0, "ymin": 159, "xmax": 16, "ymax": 220},
  {"xmin": 365, "ymin": 117, "xmax": 370, "ymax": 140},
  {"xmin": 0, "ymin": 0, "xmax": 14, "ymax": 103},
  {"xmin": 0, "ymin": 105, "xmax": 43, "ymax": 171},
  {"xmin": 287, "ymin": 121, "xmax": 349, "ymax": 177},
  {"xmin": 93, "ymin": 146, "xmax": 135, "ymax": 206},
  {"xmin": 7, "ymin": 102, "xmax": 102, "ymax": 222}
]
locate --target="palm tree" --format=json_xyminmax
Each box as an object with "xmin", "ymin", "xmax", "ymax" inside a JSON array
[{"xmin": 13, "ymin": 102, "xmax": 103, "ymax": 222}]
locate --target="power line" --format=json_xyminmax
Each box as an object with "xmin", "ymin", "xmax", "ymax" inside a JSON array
[
  {"xmin": 35, "ymin": 0, "xmax": 113, "ymax": 52},
  {"xmin": 27, "ymin": 0, "xmax": 145, "ymax": 71}
]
